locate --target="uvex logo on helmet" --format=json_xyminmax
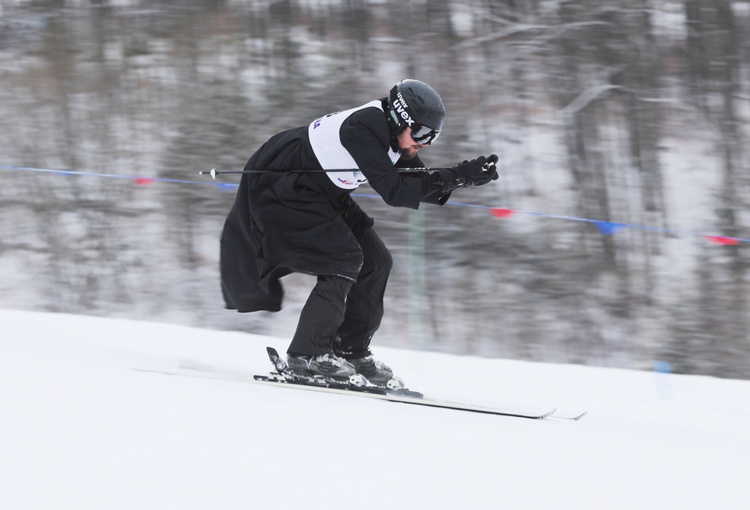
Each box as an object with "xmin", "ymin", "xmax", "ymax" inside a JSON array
[{"xmin": 392, "ymin": 91, "xmax": 415, "ymax": 126}]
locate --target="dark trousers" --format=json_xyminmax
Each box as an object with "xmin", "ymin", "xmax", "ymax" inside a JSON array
[{"xmin": 287, "ymin": 228, "xmax": 393, "ymax": 358}]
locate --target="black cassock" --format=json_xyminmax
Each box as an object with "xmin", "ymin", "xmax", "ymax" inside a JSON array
[{"xmin": 220, "ymin": 99, "xmax": 449, "ymax": 349}]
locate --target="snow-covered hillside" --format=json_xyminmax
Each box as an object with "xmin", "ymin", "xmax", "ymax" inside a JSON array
[{"xmin": 1, "ymin": 309, "xmax": 747, "ymax": 509}]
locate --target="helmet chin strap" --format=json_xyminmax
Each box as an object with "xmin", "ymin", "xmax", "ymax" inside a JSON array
[{"xmin": 383, "ymin": 99, "xmax": 406, "ymax": 132}]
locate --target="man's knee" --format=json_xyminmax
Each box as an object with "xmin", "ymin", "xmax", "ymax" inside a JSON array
[
  {"xmin": 378, "ymin": 245, "xmax": 393, "ymax": 274},
  {"xmin": 361, "ymin": 230, "xmax": 393, "ymax": 276}
]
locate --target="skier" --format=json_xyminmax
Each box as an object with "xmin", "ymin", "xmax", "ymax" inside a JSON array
[{"xmin": 220, "ymin": 79, "xmax": 498, "ymax": 385}]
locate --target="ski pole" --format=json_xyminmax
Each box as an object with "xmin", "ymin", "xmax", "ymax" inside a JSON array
[
  {"xmin": 200, "ymin": 159, "xmax": 499, "ymax": 180},
  {"xmin": 198, "ymin": 167, "xmax": 448, "ymax": 180}
]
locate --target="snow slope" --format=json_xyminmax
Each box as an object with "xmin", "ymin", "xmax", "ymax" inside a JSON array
[{"xmin": 1, "ymin": 310, "xmax": 747, "ymax": 509}]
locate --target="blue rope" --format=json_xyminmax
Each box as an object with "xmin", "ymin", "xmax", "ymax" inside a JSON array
[
  {"xmin": 2, "ymin": 163, "xmax": 746, "ymax": 245},
  {"xmin": 0, "ymin": 164, "xmax": 237, "ymax": 189}
]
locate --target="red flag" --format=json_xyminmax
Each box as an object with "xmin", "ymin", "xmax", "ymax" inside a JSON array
[
  {"xmin": 489, "ymin": 208, "xmax": 516, "ymax": 218},
  {"xmin": 705, "ymin": 235, "xmax": 740, "ymax": 246}
]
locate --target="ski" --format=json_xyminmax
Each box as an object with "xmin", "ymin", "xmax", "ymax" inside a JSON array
[
  {"xmin": 255, "ymin": 347, "xmax": 556, "ymax": 419},
  {"xmin": 253, "ymin": 372, "xmax": 556, "ymax": 419}
]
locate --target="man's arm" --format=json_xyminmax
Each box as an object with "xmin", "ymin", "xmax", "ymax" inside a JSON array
[{"xmin": 340, "ymin": 107, "xmax": 424, "ymax": 209}]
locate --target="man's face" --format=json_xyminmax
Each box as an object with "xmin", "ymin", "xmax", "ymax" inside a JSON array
[{"xmin": 396, "ymin": 127, "xmax": 428, "ymax": 160}]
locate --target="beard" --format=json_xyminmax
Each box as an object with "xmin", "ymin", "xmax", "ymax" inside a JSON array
[{"xmin": 398, "ymin": 147, "xmax": 419, "ymax": 160}]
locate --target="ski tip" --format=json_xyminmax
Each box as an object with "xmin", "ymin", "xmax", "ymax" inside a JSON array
[
  {"xmin": 549, "ymin": 410, "xmax": 588, "ymax": 421},
  {"xmin": 541, "ymin": 408, "xmax": 557, "ymax": 419}
]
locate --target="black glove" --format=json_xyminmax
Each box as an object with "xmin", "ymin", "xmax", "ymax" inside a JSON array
[{"xmin": 436, "ymin": 154, "xmax": 499, "ymax": 193}]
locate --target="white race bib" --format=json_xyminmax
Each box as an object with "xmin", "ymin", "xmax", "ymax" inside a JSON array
[{"xmin": 308, "ymin": 100, "xmax": 400, "ymax": 189}]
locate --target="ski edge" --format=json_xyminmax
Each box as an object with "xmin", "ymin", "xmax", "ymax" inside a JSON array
[{"xmin": 253, "ymin": 372, "xmax": 555, "ymax": 419}]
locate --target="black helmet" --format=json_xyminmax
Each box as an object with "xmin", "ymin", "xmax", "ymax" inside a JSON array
[{"xmin": 386, "ymin": 79, "xmax": 445, "ymax": 145}]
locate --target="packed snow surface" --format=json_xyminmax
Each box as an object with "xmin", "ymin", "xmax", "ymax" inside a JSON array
[{"xmin": 1, "ymin": 310, "xmax": 747, "ymax": 509}]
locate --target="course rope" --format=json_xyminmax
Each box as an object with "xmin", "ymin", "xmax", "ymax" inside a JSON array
[{"xmin": 2, "ymin": 163, "xmax": 745, "ymax": 246}]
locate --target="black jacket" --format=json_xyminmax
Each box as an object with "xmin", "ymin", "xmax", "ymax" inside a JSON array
[{"xmin": 220, "ymin": 100, "xmax": 450, "ymax": 312}]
